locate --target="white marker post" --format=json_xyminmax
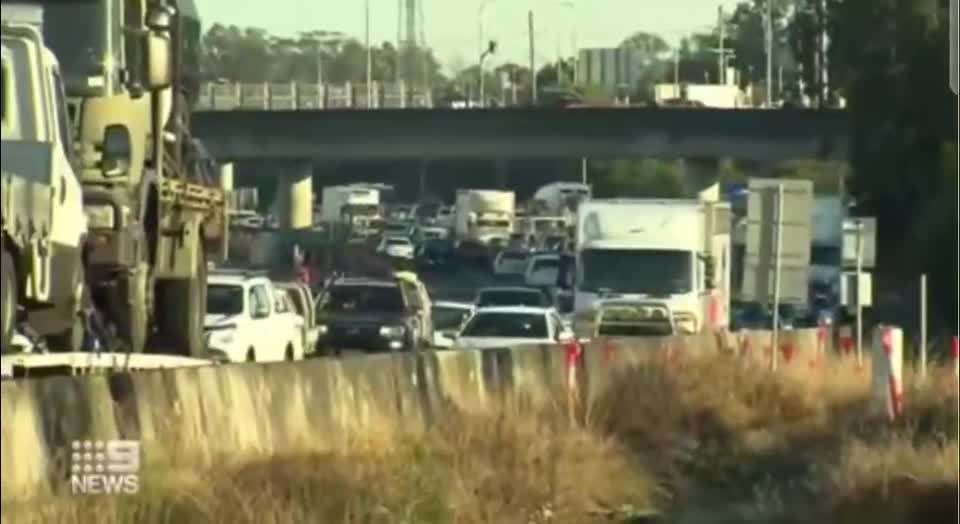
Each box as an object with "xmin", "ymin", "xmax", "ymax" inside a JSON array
[
  {"xmin": 855, "ymin": 219, "xmax": 864, "ymax": 368},
  {"xmin": 770, "ymin": 184, "xmax": 784, "ymax": 372},
  {"xmin": 919, "ymin": 273, "xmax": 928, "ymax": 380}
]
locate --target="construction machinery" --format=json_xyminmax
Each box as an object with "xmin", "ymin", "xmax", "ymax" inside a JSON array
[{"xmin": 20, "ymin": 0, "xmax": 227, "ymax": 356}]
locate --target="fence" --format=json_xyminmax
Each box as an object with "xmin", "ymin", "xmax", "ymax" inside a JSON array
[{"xmin": 195, "ymin": 81, "xmax": 434, "ymax": 111}]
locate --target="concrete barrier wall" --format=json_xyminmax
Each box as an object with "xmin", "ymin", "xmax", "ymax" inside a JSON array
[{"xmin": 1, "ymin": 329, "xmax": 826, "ymax": 502}]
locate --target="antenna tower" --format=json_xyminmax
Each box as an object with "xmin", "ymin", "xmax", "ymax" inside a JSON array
[{"xmin": 398, "ymin": 0, "xmax": 428, "ymax": 89}]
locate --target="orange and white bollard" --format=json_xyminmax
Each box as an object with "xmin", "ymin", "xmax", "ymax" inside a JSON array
[
  {"xmin": 838, "ymin": 325, "xmax": 855, "ymax": 357},
  {"xmin": 871, "ymin": 325, "xmax": 904, "ymax": 422},
  {"xmin": 564, "ymin": 340, "xmax": 583, "ymax": 420}
]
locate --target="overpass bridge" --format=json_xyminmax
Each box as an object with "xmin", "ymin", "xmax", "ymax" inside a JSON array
[{"xmin": 192, "ymin": 82, "xmax": 851, "ymax": 229}]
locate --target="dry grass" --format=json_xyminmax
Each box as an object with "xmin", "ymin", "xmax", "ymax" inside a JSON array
[
  {"xmin": 589, "ymin": 353, "xmax": 958, "ymax": 523},
  {"xmin": 3, "ymin": 353, "xmax": 955, "ymax": 524},
  {"xmin": 1, "ymin": 404, "xmax": 657, "ymax": 524}
]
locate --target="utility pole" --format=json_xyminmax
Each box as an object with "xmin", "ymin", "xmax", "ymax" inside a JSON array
[
  {"xmin": 765, "ymin": 0, "xmax": 774, "ymax": 107},
  {"xmin": 673, "ymin": 48, "xmax": 680, "ymax": 98},
  {"xmin": 718, "ymin": 5, "xmax": 726, "ymax": 85},
  {"xmin": 365, "ymin": 0, "xmax": 373, "ymax": 107},
  {"xmin": 529, "ymin": 10, "xmax": 537, "ymax": 105}
]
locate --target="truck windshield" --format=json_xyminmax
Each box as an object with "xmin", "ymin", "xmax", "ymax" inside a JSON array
[
  {"xmin": 39, "ymin": 1, "xmax": 107, "ymax": 90},
  {"xmin": 344, "ymin": 204, "xmax": 379, "ymax": 216},
  {"xmin": 580, "ymin": 249, "xmax": 692, "ymax": 295},
  {"xmin": 477, "ymin": 219, "xmax": 510, "ymax": 228},
  {"xmin": 811, "ymin": 245, "xmax": 841, "ymax": 266}
]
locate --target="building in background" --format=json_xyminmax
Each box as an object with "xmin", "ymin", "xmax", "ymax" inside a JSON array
[
  {"xmin": 575, "ymin": 47, "xmax": 644, "ymax": 97},
  {"xmin": 653, "ymin": 67, "xmax": 753, "ymax": 108}
]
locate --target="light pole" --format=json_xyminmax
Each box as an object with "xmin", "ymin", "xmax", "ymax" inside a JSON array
[
  {"xmin": 764, "ymin": 0, "xmax": 774, "ymax": 107},
  {"xmin": 478, "ymin": 40, "xmax": 497, "ymax": 107},
  {"xmin": 365, "ymin": 0, "xmax": 373, "ymax": 107}
]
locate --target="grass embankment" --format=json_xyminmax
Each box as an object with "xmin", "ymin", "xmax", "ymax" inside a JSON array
[{"xmin": 3, "ymin": 355, "xmax": 957, "ymax": 524}]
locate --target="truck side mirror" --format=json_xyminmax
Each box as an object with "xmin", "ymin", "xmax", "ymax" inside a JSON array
[
  {"xmin": 143, "ymin": 32, "xmax": 172, "ymax": 89},
  {"xmin": 146, "ymin": 4, "xmax": 176, "ymax": 31},
  {"xmin": 101, "ymin": 125, "xmax": 132, "ymax": 177}
]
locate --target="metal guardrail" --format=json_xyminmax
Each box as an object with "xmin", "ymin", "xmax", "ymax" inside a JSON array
[
  {"xmin": 1, "ymin": 353, "xmax": 216, "ymax": 379},
  {"xmin": 194, "ymin": 81, "xmax": 435, "ymax": 111}
]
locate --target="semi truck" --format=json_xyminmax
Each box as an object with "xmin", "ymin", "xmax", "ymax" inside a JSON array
[
  {"xmin": 320, "ymin": 185, "xmax": 382, "ymax": 237},
  {"xmin": 531, "ymin": 182, "xmax": 591, "ymax": 215},
  {"xmin": 26, "ymin": 0, "xmax": 228, "ymax": 356},
  {"xmin": 1, "ymin": 9, "xmax": 90, "ymax": 350},
  {"xmin": 454, "ymin": 189, "xmax": 515, "ymax": 252},
  {"xmin": 573, "ymin": 196, "xmax": 732, "ymax": 335}
]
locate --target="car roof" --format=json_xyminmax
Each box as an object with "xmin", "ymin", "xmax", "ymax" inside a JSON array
[
  {"xmin": 472, "ymin": 306, "xmax": 554, "ymax": 315},
  {"xmin": 332, "ymin": 277, "xmax": 398, "ymax": 287},
  {"xmin": 478, "ymin": 286, "xmax": 544, "ymax": 294},
  {"xmin": 434, "ymin": 300, "xmax": 475, "ymax": 310},
  {"xmin": 208, "ymin": 273, "xmax": 270, "ymax": 286}
]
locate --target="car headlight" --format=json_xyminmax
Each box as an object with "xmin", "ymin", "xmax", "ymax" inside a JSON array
[
  {"xmin": 379, "ymin": 325, "xmax": 406, "ymax": 338},
  {"xmin": 84, "ymin": 205, "xmax": 115, "ymax": 229},
  {"xmin": 317, "ymin": 324, "xmax": 329, "ymax": 335},
  {"xmin": 673, "ymin": 312, "xmax": 698, "ymax": 334}
]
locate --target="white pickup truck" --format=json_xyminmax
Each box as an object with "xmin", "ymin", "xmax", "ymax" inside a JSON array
[{"xmin": 204, "ymin": 270, "xmax": 305, "ymax": 363}]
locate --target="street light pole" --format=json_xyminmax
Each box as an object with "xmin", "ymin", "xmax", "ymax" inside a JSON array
[
  {"xmin": 365, "ymin": 0, "xmax": 373, "ymax": 107},
  {"xmin": 765, "ymin": 0, "xmax": 774, "ymax": 107}
]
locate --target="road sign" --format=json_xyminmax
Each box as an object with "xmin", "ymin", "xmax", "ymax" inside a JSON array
[
  {"xmin": 841, "ymin": 271, "xmax": 873, "ymax": 308},
  {"xmin": 741, "ymin": 178, "xmax": 814, "ymax": 305},
  {"xmin": 952, "ymin": 0, "xmax": 957, "ymax": 94},
  {"xmin": 842, "ymin": 217, "xmax": 876, "ymax": 269}
]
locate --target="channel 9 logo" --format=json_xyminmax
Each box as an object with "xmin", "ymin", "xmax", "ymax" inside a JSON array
[{"xmin": 69, "ymin": 440, "xmax": 141, "ymax": 495}]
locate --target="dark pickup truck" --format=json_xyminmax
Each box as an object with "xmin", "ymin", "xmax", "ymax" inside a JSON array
[{"xmin": 314, "ymin": 276, "xmax": 427, "ymax": 356}]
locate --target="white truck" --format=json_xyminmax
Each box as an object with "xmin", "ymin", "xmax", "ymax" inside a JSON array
[
  {"xmin": 573, "ymin": 197, "xmax": 732, "ymax": 335},
  {"xmin": 454, "ymin": 189, "xmax": 515, "ymax": 248},
  {"xmin": 531, "ymin": 182, "xmax": 591, "ymax": 215},
  {"xmin": 809, "ymin": 196, "xmax": 845, "ymax": 316},
  {"xmin": 321, "ymin": 185, "xmax": 382, "ymax": 237},
  {"xmin": 2, "ymin": 11, "xmax": 89, "ymax": 351}
]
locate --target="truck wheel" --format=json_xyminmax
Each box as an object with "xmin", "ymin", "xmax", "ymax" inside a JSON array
[
  {"xmin": 116, "ymin": 262, "xmax": 150, "ymax": 354},
  {"xmin": 157, "ymin": 244, "xmax": 207, "ymax": 357},
  {"xmin": 1, "ymin": 248, "xmax": 16, "ymax": 350}
]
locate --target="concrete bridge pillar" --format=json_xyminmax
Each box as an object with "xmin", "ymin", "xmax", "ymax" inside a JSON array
[
  {"xmin": 270, "ymin": 161, "xmax": 314, "ymax": 230},
  {"xmin": 495, "ymin": 158, "xmax": 509, "ymax": 189}
]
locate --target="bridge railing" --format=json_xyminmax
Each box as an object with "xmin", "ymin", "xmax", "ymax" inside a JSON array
[{"xmin": 195, "ymin": 81, "xmax": 434, "ymax": 111}]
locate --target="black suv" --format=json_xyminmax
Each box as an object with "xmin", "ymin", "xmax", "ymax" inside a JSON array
[{"xmin": 315, "ymin": 277, "xmax": 424, "ymax": 356}]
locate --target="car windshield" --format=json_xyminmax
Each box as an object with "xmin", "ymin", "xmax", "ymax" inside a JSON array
[
  {"xmin": 477, "ymin": 289, "xmax": 546, "ymax": 307},
  {"xmin": 322, "ymin": 285, "xmax": 405, "ymax": 312},
  {"xmin": 433, "ymin": 306, "xmax": 471, "ymax": 330},
  {"xmin": 387, "ymin": 238, "xmax": 411, "ymax": 246},
  {"xmin": 580, "ymin": 249, "xmax": 692, "ymax": 295},
  {"xmin": 501, "ymin": 252, "xmax": 527, "ymax": 262},
  {"xmin": 207, "ymin": 284, "xmax": 244, "ymax": 315},
  {"xmin": 461, "ymin": 312, "xmax": 548, "ymax": 339},
  {"xmin": 532, "ymin": 258, "xmax": 560, "ymax": 272},
  {"xmin": 385, "ymin": 224, "xmax": 408, "ymax": 233}
]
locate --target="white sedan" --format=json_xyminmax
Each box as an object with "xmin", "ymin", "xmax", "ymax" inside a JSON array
[
  {"xmin": 377, "ymin": 235, "xmax": 416, "ymax": 260},
  {"xmin": 455, "ymin": 306, "xmax": 574, "ymax": 350}
]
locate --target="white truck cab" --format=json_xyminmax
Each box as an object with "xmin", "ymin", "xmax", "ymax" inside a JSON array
[
  {"xmin": 204, "ymin": 271, "xmax": 304, "ymax": 363},
  {"xmin": 574, "ymin": 198, "xmax": 731, "ymax": 335},
  {"xmin": 2, "ymin": 11, "xmax": 88, "ymax": 351}
]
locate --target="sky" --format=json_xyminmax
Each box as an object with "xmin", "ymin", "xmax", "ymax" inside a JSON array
[{"xmin": 196, "ymin": 0, "xmax": 743, "ymax": 71}]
